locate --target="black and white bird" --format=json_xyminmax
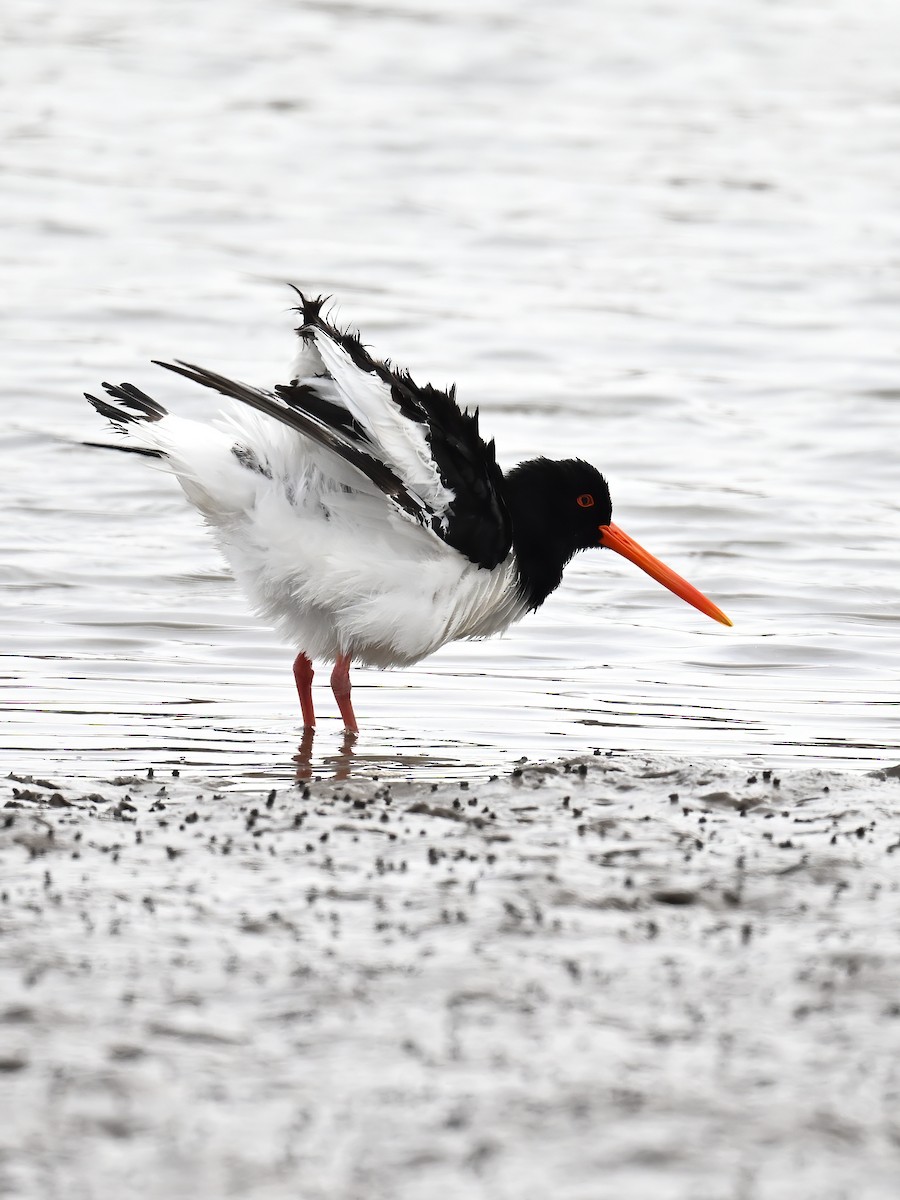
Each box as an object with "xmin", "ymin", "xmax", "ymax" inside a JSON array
[{"xmin": 86, "ymin": 291, "xmax": 731, "ymax": 733}]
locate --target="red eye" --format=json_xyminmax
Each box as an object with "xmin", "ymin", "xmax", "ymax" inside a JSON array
[{"xmin": 576, "ymin": 494, "xmax": 594, "ymax": 508}]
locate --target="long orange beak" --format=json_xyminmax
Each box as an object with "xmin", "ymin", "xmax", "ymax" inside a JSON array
[{"xmin": 599, "ymin": 523, "xmax": 732, "ymax": 626}]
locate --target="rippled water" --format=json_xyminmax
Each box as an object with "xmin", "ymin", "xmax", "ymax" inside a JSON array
[{"xmin": 3, "ymin": 0, "xmax": 899, "ymax": 780}]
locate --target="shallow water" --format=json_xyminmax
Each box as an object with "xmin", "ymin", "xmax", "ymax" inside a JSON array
[{"xmin": 3, "ymin": 0, "xmax": 900, "ymax": 780}]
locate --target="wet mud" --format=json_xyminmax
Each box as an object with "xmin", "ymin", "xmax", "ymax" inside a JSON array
[{"xmin": 2, "ymin": 754, "xmax": 900, "ymax": 1199}]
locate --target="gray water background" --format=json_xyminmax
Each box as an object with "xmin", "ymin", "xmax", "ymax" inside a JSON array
[{"xmin": 3, "ymin": 0, "xmax": 900, "ymax": 781}]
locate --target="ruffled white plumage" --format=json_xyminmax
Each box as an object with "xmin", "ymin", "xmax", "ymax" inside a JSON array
[
  {"xmin": 87, "ymin": 297, "xmax": 731, "ymax": 732},
  {"xmin": 290, "ymin": 320, "xmax": 455, "ymax": 520},
  {"xmin": 123, "ymin": 391, "xmax": 524, "ymax": 669}
]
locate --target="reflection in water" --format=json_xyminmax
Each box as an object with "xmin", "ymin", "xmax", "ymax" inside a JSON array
[
  {"xmin": 291, "ymin": 728, "xmax": 317, "ymax": 780},
  {"xmin": 283, "ymin": 726, "xmax": 470, "ymax": 787},
  {"xmin": 3, "ymin": 0, "xmax": 900, "ymax": 780},
  {"xmin": 292, "ymin": 728, "xmax": 358, "ymax": 782}
]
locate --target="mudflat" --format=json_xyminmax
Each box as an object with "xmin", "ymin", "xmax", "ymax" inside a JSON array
[{"xmin": 2, "ymin": 754, "xmax": 899, "ymax": 1199}]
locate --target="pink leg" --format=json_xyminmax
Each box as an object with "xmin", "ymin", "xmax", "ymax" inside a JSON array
[
  {"xmin": 292, "ymin": 652, "xmax": 316, "ymax": 730},
  {"xmin": 330, "ymin": 654, "xmax": 358, "ymax": 734}
]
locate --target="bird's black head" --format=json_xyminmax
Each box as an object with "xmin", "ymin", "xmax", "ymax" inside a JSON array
[
  {"xmin": 503, "ymin": 455, "xmax": 733, "ymax": 628},
  {"xmin": 504, "ymin": 457, "xmax": 612, "ymax": 609}
]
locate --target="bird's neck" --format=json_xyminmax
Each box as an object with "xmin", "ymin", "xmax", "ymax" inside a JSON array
[{"xmin": 504, "ymin": 477, "xmax": 578, "ymax": 611}]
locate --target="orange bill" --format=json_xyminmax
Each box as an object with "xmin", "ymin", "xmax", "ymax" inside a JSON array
[{"xmin": 599, "ymin": 523, "xmax": 732, "ymax": 627}]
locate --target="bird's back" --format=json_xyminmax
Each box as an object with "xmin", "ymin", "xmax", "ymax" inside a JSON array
[{"xmin": 86, "ymin": 296, "xmax": 526, "ymax": 667}]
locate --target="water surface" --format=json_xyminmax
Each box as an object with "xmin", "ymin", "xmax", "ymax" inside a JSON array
[{"xmin": 3, "ymin": 0, "xmax": 899, "ymax": 780}]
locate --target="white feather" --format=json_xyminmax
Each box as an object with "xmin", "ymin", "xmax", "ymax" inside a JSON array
[
  {"xmin": 125, "ymin": 402, "xmax": 525, "ymax": 668},
  {"xmin": 293, "ymin": 328, "xmax": 456, "ymax": 520}
]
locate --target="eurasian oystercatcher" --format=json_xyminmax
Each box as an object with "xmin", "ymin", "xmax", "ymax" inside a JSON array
[{"xmin": 86, "ymin": 291, "xmax": 731, "ymax": 733}]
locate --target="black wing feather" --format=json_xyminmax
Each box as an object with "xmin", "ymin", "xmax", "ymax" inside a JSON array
[
  {"xmin": 153, "ymin": 359, "xmax": 433, "ymax": 528},
  {"xmin": 88, "ymin": 292, "xmax": 513, "ymax": 570},
  {"xmin": 292, "ymin": 290, "xmax": 512, "ymax": 569},
  {"xmin": 275, "ymin": 381, "xmax": 369, "ymax": 443}
]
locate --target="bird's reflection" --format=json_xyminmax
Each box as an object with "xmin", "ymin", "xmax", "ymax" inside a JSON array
[{"xmin": 292, "ymin": 728, "xmax": 358, "ymax": 781}]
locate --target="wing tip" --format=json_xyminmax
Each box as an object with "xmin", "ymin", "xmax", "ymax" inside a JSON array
[{"xmin": 288, "ymin": 286, "xmax": 333, "ymax": 334}]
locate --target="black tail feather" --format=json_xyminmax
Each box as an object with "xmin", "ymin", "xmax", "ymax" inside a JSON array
[
  {"xmin": 82, "ymin": 439, "xmax": 164, "ymax": 458},
  {"xmin": 85, "ymin": 392, "xmax": 131, "ymax": 427},
  {"xmin": 99, "ymin": 381, "xmax": 167, "ymax": 421},
  {"xmin": 85, "ymin": 381, "xmax": 167, "ymax": 433}
]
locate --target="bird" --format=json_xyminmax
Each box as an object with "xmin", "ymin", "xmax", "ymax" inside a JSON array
[{"xmin": 86, "ymin": 290, "xmax": 731, "ymax": 734}]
